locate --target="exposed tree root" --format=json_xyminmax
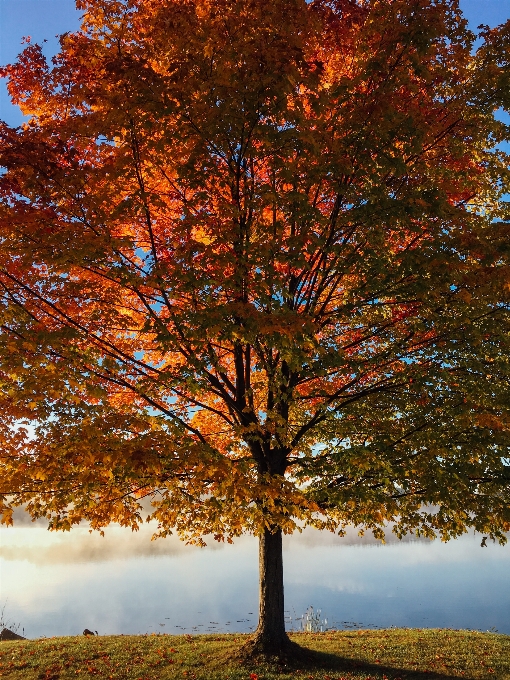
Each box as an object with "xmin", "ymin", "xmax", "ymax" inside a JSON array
[{"xmin": 230, "ymin": 632, "xmax": 317, "ymax": 666}]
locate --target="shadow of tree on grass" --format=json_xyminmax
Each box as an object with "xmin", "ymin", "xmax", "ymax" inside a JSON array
[{"xmin": 246, "ymin": 646, "xmax": 478, "ymax": 680}]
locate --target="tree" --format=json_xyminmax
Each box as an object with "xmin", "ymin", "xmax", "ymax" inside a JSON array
[{"xmin": 1, "ymin": 0, "xmax": 510, "ymax": 659}]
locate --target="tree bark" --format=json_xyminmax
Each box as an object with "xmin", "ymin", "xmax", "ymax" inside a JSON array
[
  {"xmin": 234, "ymin": 526, "xmax": 309, "ymax": 662},
  {"xmin": 251, "ymin": 526, "xmax": 291, "ymax": 654}
]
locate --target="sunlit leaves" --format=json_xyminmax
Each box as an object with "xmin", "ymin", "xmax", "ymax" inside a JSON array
[{"xmin": 0, "ymin": 0, "xmax": 509, "ymax": 543}]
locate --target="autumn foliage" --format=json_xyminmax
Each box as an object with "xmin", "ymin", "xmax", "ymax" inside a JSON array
[{"xmin": 0, "ymin": 0, "xmax": 509, "ymax": 548}]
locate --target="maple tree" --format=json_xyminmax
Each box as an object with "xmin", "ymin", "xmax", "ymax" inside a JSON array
[{"xmin": 1, "ymin": 0, "xmax": 510, "ymax": 658}]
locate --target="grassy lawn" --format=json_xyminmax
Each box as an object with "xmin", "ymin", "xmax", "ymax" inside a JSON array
[{"xmin": 0, "ymin": 629, "xmax": 509, "ymax": 680}]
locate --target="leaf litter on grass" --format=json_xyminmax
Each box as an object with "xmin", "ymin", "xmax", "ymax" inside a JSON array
[{"xmin": 0, "ymin": 630, "xmax": 509, "ymax": 680}]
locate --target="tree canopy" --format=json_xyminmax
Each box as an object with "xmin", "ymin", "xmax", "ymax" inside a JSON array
[{"xmin": 0, "ymin": 0, "xmax": 510, "ymax": 620}]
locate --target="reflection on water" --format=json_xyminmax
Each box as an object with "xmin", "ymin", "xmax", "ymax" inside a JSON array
[{"xmin": 0, "ymin": 522, "xmax": 508, "ymax": 638}]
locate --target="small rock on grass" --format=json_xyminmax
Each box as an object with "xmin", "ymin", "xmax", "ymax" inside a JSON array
[{"xmin": 0, "ymin": 628, "xmax": 25, "ymax": 641}]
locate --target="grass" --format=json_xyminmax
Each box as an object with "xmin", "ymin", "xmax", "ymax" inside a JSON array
[{"xmin": 0, "ymin": 629, "xmax": 509, "ymax": 680}]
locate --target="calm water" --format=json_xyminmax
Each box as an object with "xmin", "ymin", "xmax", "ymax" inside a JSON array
[{"xmin": 0, "ymin": 521, "xmax": 509, "ymax": 639}]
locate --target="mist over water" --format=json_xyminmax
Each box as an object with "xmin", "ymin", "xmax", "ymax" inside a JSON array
[{"xmin": 1, "ymin": 521, "xmax": 508, "ymax": 639}]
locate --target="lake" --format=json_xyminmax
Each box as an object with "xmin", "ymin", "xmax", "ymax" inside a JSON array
[{"xmin": 0, "ymin": 521, "xmax": 509, "ymax": 639}]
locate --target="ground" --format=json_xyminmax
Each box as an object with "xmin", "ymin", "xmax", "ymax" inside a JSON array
[{"xmin": 0, "ymin": 629, "xmax": 509, "ymax": 679}]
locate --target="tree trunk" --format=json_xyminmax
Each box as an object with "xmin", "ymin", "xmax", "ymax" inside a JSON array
[
  {"xmin": 234, "ymin": 527, "xmax": 309, "ymax": 662},
  {"xmin": 251, "ymin": 527, "xmax": 291, "ymax": 655}
]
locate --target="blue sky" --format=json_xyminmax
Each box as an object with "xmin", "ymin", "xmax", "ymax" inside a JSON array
[{"xmin": 0, "ymin": 0, "xmax": 509, "ymax": 126}]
